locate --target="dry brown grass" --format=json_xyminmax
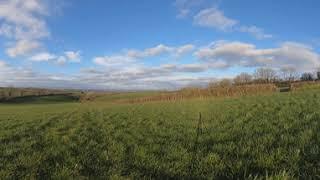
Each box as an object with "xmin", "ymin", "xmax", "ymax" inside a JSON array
[
  {"xmin": 124, "ymin": 84, "xmax": 277, "ymax": 103},
  {"xmin": 78, "ymin": 92, "xmax": 103, "ymax": 102}
]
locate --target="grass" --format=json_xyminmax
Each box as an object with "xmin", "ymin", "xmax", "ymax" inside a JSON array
[
  {"xmin": 0, "ymin": 90, "xmax": 319, "ymax": 179},
  {"xmin": 92, "ymin": 91, "xmax": 163, "ymax": 102}
]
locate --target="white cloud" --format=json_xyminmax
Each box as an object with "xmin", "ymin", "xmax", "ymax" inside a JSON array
[
  {"xmin": 195, "ymin": 41, "xmax": 256, "ymax": 60},
  {"xmin": 64, "ymin": 51, "xmax": 81, "ymax": 63},
  {"xmin": 177, "ymin": 9, "xmax": 190, "ymax": 18},
  {"xmin": 29, "ymin": 52, "xmax": 57, "ymax": 62},
  {"xmin": 0, "ymin": 60, "xmax": 36, "ymax": 84},
  {"xmin": 179, "ymin": 63, "xmax": 208, "ymax": 72},
  {"xmin": 174, "ymin": 0, "xmax": 215, "ymax": 18},
  {"xmin": 94, "ymin": 44, "xmax": 197, "ymax": 67},
  {"xmin": 144, "ymin": 44, "xmax": 173, "ymax": 57},
  {"xmin": 127, "ymin": 44, "xmax": 173, "ymax": 59},
  {"xmin": 174, "ymin": 3, "xmax": 273, "ymax": 40},
  {"xmin": 194, "ymin": 7, "xmax": 238, "ymax": 31},
  {"xmin": 56, "ymin": 56, "xmax": 67, "ymax": 65},
  {"xmin": 175, "ymin": 0, "xmax": 196, "ymax": 18},
  {"xmin": 0, "ymin": 24, "xmax": 14, "ymax": 38},
  {"xmin": 195, "ymin": 41, "xmax": 320, "ymax": 71},
  {"xmin": 175, "ymin": 44, "xmax": 195, "ymax": 57},
  {"xmin": 93, "ymin": 55, "xmax": 134, "ymax": 67},
  {"xmin": 0, "ymin": 60, "xmax": 7, "ymax": 68},
  {"xmin": 6, "ymin": 39, "xmax": 41, "ymax": 57},
  {"xmin": 0, "ymin": 0, "xmax": 50, "ymax": 57},
  {"xmin": 239, "ymin": 26, "xmax": 273, "ymax": 40},
  {"xmin": 0, "ymin": 0, "xmax": 49, "ymax": 39},
  {"xmin": 89, "ymin": 43, "xmax": 220, "ymax": 90},
  {"xmin": 28, "ymin": 50, "xmax": 82, "ymax": 64}
]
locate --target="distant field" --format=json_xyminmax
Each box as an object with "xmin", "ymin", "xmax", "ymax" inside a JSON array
[
  {"xmin": 0, "ymin": 89, "xmax": 319, "ymax": 179},
  {"xmin": 92, "ymin": 91, "xmax": 163, "ymax": 102}
]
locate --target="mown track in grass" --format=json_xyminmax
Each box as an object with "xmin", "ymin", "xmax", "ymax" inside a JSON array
[{"xmin": 0, "ymin": 90, "xmax": 320, "ymax": 179}]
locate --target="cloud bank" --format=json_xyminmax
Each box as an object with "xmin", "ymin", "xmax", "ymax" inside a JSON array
[{"xmin": 1, "ymin": 40, "xmax": 320, "ymax": 90}]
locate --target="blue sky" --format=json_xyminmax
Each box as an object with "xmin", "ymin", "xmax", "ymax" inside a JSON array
[{"xmin": 0, "ymin": 0, "xmax": 320, "ymax": 90}]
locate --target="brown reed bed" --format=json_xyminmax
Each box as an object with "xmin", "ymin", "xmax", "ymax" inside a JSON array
[{"xmin": 122, "ymin": 83, "xmax": 277, "ymax": 104}]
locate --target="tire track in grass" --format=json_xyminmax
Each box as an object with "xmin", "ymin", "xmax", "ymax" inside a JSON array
[
  {"xmin": 62, "ymin": 110, "xmax": 116, "ymax": 178},
  {"xmin": 34, "ymin": 110, "xmax": 85, "ymax": 179}
]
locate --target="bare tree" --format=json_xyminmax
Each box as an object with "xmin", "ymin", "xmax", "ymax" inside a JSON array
[
  {"xmin": 218, "ymin": 78, "xmax": 233, "ymax": 87},
  {"xmin": 316, "ymin": 67, "xmax": 320, "ymax": 80},
  {"xmin": 208, "ymin": 81, "xmax": 219, "ymax": 89},
  {"xmin": 254, "ymin": 68, "xmax": 277, "ymax": 83},
  {"xmin": 301, "ymin": 72, "xmax": 314, "ymax": 81},
  {"xmin": 0, "ymin": 90, "xmax": 4, "ymax": 100},
  {"xmin": 280, "ymin": 67, "xmax": 298, "ymax": 82},
  {"xmin": 234, "ymin": 72, "xmax": 252, "ymax": 85}
]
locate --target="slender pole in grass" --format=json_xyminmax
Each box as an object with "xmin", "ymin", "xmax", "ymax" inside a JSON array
[{"xmin": 197, "ymin": 112, "xmax": 203, "ymax": 135}]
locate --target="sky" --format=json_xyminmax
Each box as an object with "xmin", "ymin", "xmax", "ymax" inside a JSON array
[{"xmin": 0, "ymin": 0, "xmax": 320, "ymax": 90}]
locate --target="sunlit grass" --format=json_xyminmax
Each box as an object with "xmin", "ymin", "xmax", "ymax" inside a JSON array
[{"xmin": 0, "ymin": 90, "xmax": 319, "ymax": 179}]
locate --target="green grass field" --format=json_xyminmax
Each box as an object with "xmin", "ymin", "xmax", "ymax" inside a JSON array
[
  {"xmin": 0, "ymin": 91, "xmax": 319, "ymax": 179},
  {"xmin": 92, "ymin": 91, "xmax": 162, "ymax": 102}
]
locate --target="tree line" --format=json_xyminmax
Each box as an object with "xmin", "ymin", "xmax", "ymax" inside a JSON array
[
  {"xmin": 210, "ymin": 67, "xmax": 320, "ymax": 88},
  {"xmin": 0, "ymin": 87, "xmax": 78, "ymax": 101}
]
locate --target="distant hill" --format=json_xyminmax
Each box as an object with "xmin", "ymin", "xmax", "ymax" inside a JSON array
[{"xmin": 0, "ymin": 87, "xmax": 82, "ymax": 102}]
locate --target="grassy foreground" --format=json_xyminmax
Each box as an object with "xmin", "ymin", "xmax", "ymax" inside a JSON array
[{"xmin": 0, "ymin": 91, "xmax": 319, "ymax": 179}]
